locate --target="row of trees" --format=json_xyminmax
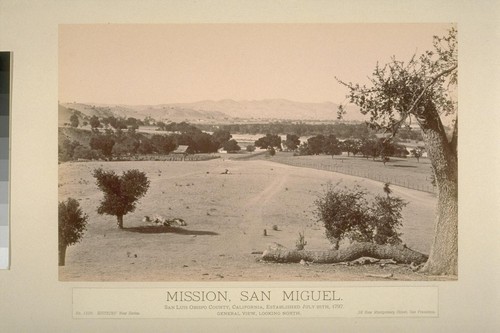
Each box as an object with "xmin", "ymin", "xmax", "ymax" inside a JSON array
[
  {"xmin": 59, "ymin": 126, "xmax": 241, "ymax": 161},
  {"xmin": 68, "ymin": 111, "xmax": 145, "ymax": 131},
  {"xmin": 199, "ymin": 122, "xmax": 424, "ymax": 142},
  {"xmin": 253, "ymin": 132, "xmax": 411, "ymax": 161}
]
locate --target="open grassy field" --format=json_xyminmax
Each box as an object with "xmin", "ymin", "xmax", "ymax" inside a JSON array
[
  {"xmin": 266, "ymin": 152, "xmax": 435, "ymax": 193},
  {"xmin": 58, "ymin": 156, "xmax": 446, "ymax": 281}
]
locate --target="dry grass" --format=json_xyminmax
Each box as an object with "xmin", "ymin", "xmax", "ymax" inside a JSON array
[
  {"xmin": 58, "ymin": 157, "xmax": 446, "ymax": 281},
  {"xmin": 268, "ymin": 152, "xmax": 435, "ymax": 193}
]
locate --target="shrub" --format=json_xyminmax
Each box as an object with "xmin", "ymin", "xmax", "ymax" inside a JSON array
[
  {"xmin": 295, "ymin": 231, "xmax": 308, "ymax": 250},
  {"xmin": 246, "ymin": 145, "xmax": 256, "ymax": 152},
  {"xmin": 73, "ymin": 145, "xmax": 93, "ymax": 160},
  {"xmin": 314, "ymin": 183, "xmax": 406, "ymax": 249}
]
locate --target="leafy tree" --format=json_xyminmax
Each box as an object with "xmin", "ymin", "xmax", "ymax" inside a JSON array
[
  {"xmin": 314, "ymin": 183, "xmax": 406, "ymax": 250},
  {"xmin": 137, "ymin": 137, "xmax": 154, "ymax": 154},
  {"xmin": 164, "ymin": 121, "xmax": 201, "ymax": 134},
  {"xmin": 173, "ymin": 132, "xmax": 195, "ymax": 148},
  {"xmin": 376, "ymin": 138, "xmax": 395, "ymax": 165},
  {"xmin": 73, "ymin": 145, "xmax": 93, "ymax": 160},
  {"xmin": 192, "ymin": 132, "xmax": 218, "ymax": 153},
  {"xmin": 212, "ymin": 130, "xmax": 232, "ymax": 148},
  {"xmin": 360, "ymin": 139, "xmax": 378, "ymax": 160},
  {"xmin": 323, "ymin": 134, "xmax": 342, "ymax": 158},
  {"xmin": 59, "ymin": 198, "xmax": 88, "ymax": 266},
  {"xmin": 89, "ymin": 115, "xmax": 100, "ymax": 129},
  {"xmin": 246, "ymin": 145, "xmax": 256, "ymax": 152},
  {"xmin": 93, "ymin": 168, "xmax": 150, "ymax": 229},
  {"xmin": 392, "ymin": 143, "xmax": 409, "ymax": 158},
  {"xmin": 156, "ymin": 121, "xmax": 167, "ymax": 131},
  {"xmin": 341, "ymin": 139, "xmax": 361, "ymax": 156},
  {"xmin": 223, "ymin": 139, "xmax": 241, "ymax": 153},
  {"xmin": 89, "ymin": 134, "xmax": 115, "ymax": 158},
  {"xmin": 315, "ymin": 184, "xmax": 371, "ymax": 250},
  {"xmin": 297, "ymin": 142, "xmax": 310, "ymax": 155},
  {"xmin": 150, "ymin": 134, "xmax": 176, "ymax": 154},
  {"xmin": 371, "ymin": 185, "xmax": 407, "ymax": 245},
  {"xmin": 143, "ymin": 116, "xmax": 156, "ymax": 126},
  {"xmin": 255, "ymin": 134, "xmax": 281, "ymax": 149},
  {"xmin": 307, "ymin": 135, "xmax": 326, "ymax": 155},
  {"xmin": 337, "ymin": 28, "xmax": 458, "ymax": 275},
  {"xmin": 70, "ymin": 113, "xmax": 79, "ymax": 128},
  {"xmin": 112, "ymin": 133, "xmax": 140, "ymax": 157},
  {"xmin": 410, "ymin": 147, "xmax": 423, "ymax": 162},
  {"xmin": 126, "ymin": 117, "xmax": 140, "ymax": 129},
  {"xmin": 283, "ymin": 134, "xmax": 300, "ymax": 151},
  {"xmin": 59, "ymin": 139, "xmax": 80, "ymax": 161}
]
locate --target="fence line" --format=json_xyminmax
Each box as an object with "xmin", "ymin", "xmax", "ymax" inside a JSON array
[{"xmin": 271, "ymin": 157, "xmax": 436, "ymax": 194}]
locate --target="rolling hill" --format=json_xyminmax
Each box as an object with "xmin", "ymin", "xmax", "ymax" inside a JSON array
[{"xmin": 59, "ymin": 99, "xmax": 363, "ymax": 124}]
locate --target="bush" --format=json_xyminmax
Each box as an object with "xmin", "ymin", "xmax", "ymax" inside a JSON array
[
  {"xmin": 314, "ymin": 183, "xmax": 406, "ymax": 249},
  {"xmin": 246, "ymin": 145, "xmax": 256, "ymax": 152},
  {"xmin": 295, "ymin": 231, "xmax": 308, "ymax": 250},
  {"xmin": 72, "ymin": 145, "xmax": 93, "ymax": 160}
]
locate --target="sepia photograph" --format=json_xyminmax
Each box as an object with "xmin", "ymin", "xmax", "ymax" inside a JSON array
[
  {"xmin": 1, "ymin": 0, "xmax": 499, "ymax": 331},
  {"xmin": 58, "ymin": 23, "xmax": 458, "ymax": 282}
]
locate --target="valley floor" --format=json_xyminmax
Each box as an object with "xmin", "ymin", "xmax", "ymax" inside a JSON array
[{"xmin": 58, "ymin": 157, "xmax": 451, "ymax": 281}]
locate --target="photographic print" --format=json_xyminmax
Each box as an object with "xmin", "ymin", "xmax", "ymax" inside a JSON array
[{"xmin": 58, "ymin": 24, "xmax": 457, "ymax": 282}]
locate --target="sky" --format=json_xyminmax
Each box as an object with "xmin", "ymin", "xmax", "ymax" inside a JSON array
[{"xmin": 59, "ymin": 24, "xmax": 453, "ymax": 105}]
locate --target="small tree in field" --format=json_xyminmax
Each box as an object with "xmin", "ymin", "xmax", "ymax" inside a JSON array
[
  {"xmin": 314, "ymin": 183, "xmax": 406, "ymax": 250},
  {"xmin": 410, "ymin": 147, "xmax": 423, "ymax": 162},
  {"xmin": 59, "ymin": 198, "xmax": 88, "ymax": 266},
  {"xmin": 223, "ymin": 139, "xmax": 241, "ymax": 153},
  {"xmin": 371, "ymin": 184, "xmax": 407, "ymax": 245},
  {"xmin": 246, "ymin": 145, "xmax": 256, "ymax": 152},
  {"xmin": 70, "ymin": 113, "xmax": 79, "ymax": 128},
  {"xmin": 93, "ymin": 168, "xmax": 150, "ymax": 229}
]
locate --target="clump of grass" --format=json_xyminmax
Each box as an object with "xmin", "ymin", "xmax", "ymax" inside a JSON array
[
  {"xmin": 295, "ymin": 231, "xmax": 308, "ymax": 250},
  {"xmin": 272, "ymin": 225, "xmax": 279, "ymax": 231}
]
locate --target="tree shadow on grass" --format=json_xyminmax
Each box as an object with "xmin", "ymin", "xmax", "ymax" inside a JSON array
[
  {"xmin": 125, "ymin": 226, "xmax": 219, "ymax": 236},
  {"xmin": 392, "ymin": 164, "xmax": 417, "ymax": 168}
]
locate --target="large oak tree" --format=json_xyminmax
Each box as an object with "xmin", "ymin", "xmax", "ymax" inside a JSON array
[{"xmin": 338, "ymin": 28, "xmax": 458, "ymax": 275}]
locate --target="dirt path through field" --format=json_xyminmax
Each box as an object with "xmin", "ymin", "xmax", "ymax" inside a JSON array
[
  {"xmin": 240, "ymin": 171, "xmax": 289, "ymax": 241},
  {"xmin": 59, "ymin": 158, "xmax": 444, "ymax": 281}
]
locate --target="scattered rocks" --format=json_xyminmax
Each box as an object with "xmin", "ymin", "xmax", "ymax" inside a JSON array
[{"xmin": 143, "ymin": 215, "xmax": 187, "ymax": 227}]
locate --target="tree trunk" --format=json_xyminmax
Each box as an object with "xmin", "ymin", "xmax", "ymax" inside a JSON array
[
  {"xmin": 261, "ymin": 242, "xmax": 427, "ymax": 264},
  {"xmin": 58, "ymin": 243, "xmax": 67, "ymax": 266},
  {"xmin": 117, "ymin": 215, "xmax": 124, "ymax": 229},
  {"xmin": 416, "ymin": 103, "xmax": 458, "ymax": 275}
]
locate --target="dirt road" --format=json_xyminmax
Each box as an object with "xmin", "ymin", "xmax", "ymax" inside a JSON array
[{"xmin": 59, "ymin": 157, "xmax": 440, "ymax": 281}]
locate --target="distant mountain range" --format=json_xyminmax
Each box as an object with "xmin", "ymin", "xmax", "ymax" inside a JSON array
[{"xmin": 59, "ymin": 99, "xmax": 364, "ymax": 125}]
